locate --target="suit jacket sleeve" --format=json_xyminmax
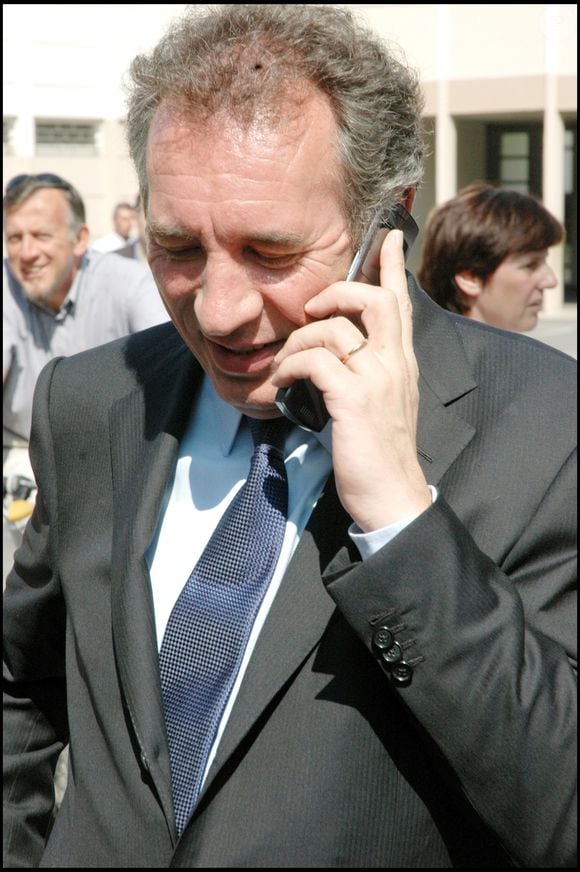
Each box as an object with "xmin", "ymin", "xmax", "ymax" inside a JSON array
[{"xmin": 324, "ymin": 447, "xmax": 577, "ymax": 867}]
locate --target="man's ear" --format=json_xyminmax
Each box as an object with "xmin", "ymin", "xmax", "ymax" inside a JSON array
[
  {"xmin": 402, "ymin": 187, "xmax": 416, "ymax": 213},
  {"xmin": 454, "ymin": 270, "xmax": 483, "ymax": 299},
  {"xmin": 73, "ymin": 224, "xmax": 90, "ymax": 258}
]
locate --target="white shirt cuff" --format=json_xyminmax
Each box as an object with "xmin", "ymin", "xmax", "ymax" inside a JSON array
[{"xmin": 349, "ymin": 486, "xmax": 438, "ymax": 561}]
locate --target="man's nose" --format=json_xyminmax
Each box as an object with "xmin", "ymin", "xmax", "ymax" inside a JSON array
[
  {"xmin": 18, "ymin": 235, "xmax": 42, "ymax": 261},
  {"xmin": 196, "ymin": 256, "xmax": 264, "ymax": 336}
]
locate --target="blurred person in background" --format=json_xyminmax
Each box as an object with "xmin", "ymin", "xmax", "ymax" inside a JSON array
[
  {"xmin": 418, "ymin": 183, "xmax": 564, "ymax": 332},
  {"xmin": 3, "ymin": 173, "xmax": 168, "ymax": 577},
  {"xmin": 91, "ymin": 200, "xmax": 137, "ymax": 254},
  {"xmin": 115, "ymin": 193, "xmax": 148, "ymax": 262}
]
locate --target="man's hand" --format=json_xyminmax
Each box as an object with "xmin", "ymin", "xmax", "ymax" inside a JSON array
[{"xmin": 272, "ymin": 229, "xmax": 431, "ymax": 532}]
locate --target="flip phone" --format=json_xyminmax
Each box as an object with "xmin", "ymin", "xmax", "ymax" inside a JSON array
[{"xmin": 275, "ymin": 203, "xmax": 419, "ymax": 431}]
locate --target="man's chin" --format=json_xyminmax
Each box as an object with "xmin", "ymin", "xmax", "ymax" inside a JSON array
[
  {"xmin": 21, "ymin": 281, "xmax": 49, "ymax": 301},
  {"xmin": 214, "ymin": 379, "xmax": 280, "ymax": 418},
  {"xmin": 22, "ymin": 286, "xmax": 46, "ymax": 303},
  {"xmin": 23, "ymin": 284, "xmax": 59, "ymax": 309}
]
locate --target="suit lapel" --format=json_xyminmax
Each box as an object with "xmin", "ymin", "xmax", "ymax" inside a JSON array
[
  {"xmin": 416, "ymin": 375, "xmax": 476, "ymax": 484},
  {"xmin": 109, "ymin": 330, "xmax": 201, "ymax": 832},
  {"xmin": 410, "ymin": 276, "xmax": 478, "ymax": 483}
]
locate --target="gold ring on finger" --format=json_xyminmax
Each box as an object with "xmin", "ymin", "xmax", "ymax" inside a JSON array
[{"xmin": 339, "ymin": 338, "xmax": 368, "ymax": 365}]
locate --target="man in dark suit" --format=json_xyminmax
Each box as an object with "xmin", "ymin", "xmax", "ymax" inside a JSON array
[{"xmin": 3, "ymin": 5, "xmax": 576, "ymax": 868}]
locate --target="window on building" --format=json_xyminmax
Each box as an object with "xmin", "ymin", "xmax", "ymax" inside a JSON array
[
  {"xmin": 35, "ymin": 121, "xmax": 99, "ymax": 156},
  {"xmin": 486, "ymin": 123, "xmax": 543, "ymax": 196}
]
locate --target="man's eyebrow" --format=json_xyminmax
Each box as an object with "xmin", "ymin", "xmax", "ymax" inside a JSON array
[
  {"xmin": 147, "ymin": 223, "xmax": 304, "ymax": 248},
  {"xmin": 248, "ymin": 232, "xmax": 304, "ymax": 248},
  {"xmin": 147, "ymin": 220, "xmax": 196, "ymax": 241}
]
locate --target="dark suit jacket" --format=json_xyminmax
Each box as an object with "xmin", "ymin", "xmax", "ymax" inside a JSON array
[{"xmin": 3, "ymin": 279, "xmax": 577, "ymax": 868}]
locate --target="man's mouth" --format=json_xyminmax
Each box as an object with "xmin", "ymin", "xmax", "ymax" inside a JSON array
[
  {"xmin": 22, "ymin": 265, "xmax": 46, "ymax": 278},
  {"xmin": 206, "ymin": 339, "xmax": 284, "ymax": 374},
  {"xmin": 227, "ymin": 343, "xmax": 270, "ymax": 355}
]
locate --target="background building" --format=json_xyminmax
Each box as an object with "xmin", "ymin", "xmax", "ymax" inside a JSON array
[{"xmin": 3, "ymin": 3, "xmax": 577, "ymax": 322}]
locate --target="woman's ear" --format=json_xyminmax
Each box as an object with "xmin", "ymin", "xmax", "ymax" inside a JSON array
[{"xmin": 454, "ymin": 270, "xmax": 483, "ymax": 300}]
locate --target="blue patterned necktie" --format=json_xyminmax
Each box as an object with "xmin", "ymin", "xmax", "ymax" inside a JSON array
[{"xmin": 159, "ymin": 416, "xmax": 290, "ymax": 836}]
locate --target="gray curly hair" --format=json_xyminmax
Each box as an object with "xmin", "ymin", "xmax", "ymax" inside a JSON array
[{"xmin": 125, "ymin": 4, "xmax": 425, "ymax": 246}]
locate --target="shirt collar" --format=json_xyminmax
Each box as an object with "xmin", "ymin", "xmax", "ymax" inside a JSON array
[
  {"xmin": 58, "ymin": 253, "xmax": 88, "ymax": 316},
  {"xmin": 201, "ymin": 376, "xmax": 332, "ymax": 457},
  {"xmin": 204, "ymin": 378, "xmax": 244, "ymax": 456}
]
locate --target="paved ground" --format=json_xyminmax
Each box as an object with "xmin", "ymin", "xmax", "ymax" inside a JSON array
[{"xmin": 528, "ymin": 315, "xmax": 577, "ymax": 359}]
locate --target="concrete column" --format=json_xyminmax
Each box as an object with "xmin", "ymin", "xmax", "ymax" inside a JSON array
[
  {"xmin": 11, "ymin": 115, "xmax": 35, "ymax": 159},
  {"xmin": 4, "ymin": 7, "xmax": 35, "ymax": 159},
  {"xmin": 542, "ymin": 4, "xmax": 566, "ymax": 314}
]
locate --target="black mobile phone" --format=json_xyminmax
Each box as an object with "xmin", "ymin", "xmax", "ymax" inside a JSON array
[{"xmin": 275, "ymin": 203, "xmax": 419, "ymax": 432}]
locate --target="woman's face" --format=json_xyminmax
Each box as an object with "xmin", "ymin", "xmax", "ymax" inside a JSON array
[{"xmin": 470, "ymin": 249, "xmax": 557, "ymax": 332}]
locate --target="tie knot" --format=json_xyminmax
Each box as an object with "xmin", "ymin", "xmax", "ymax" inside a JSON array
[{"xmin": 247, "ymin": 416, "xmax": 291, "ymax": 452}]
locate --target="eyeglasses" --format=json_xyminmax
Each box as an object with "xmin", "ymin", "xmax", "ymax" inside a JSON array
[{"xmin": 5, "ymin": 173, "xmax": 75, "ymax": 195}]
